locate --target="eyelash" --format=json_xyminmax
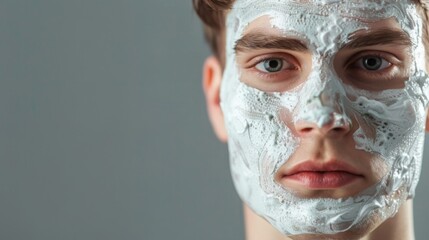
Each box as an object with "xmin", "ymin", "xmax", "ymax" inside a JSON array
[
  {"xmin": 252, "ymin": 60, "xmax": 298, "ymax": 84},
  {"xmin": 244, "ymin": 51, "xmax": 400, "ymax": 84},
  {"xmin": 250, "ymin": 55, "xmax": 299, "ymax": 74},
  {"xmin": 346, "ymin": 52, "xmax": 398, "ymax": 80}
]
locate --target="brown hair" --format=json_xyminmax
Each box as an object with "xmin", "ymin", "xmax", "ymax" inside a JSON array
[
  {"xmin": 192, "ymin": 0, "xmax": 234, "ymax": 63},
  {"xmin": 193, "ymin": 0, "xmax": 429, "ymax": 65}
]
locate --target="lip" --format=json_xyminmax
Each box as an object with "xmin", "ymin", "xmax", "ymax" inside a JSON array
[{"xmin": 279, "ymin": 161, "xmax": 364, "ymax": 189}]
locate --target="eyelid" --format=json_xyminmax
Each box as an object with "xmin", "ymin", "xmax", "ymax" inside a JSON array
[
  {"xmin": 345, "ymin": 50, "xmax": 400, "ymax": 69},
  {"xmin": 341, "ymin": 50, "xmax": 406, "ymax": 85},
  {"xmin": 245, "ymin": 52, "xmax": 300, "ymax": 70}
]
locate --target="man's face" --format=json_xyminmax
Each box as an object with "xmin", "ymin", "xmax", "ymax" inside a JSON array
[{"xmin": 220, "ymin": 0, "xmax": 429, "ymax": 238}]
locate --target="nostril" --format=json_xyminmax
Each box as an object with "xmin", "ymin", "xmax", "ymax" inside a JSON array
[
  {"xmin": 333, "ymin": 127, "xmax": 345, "ymax": 132},
  {"xmin": 294, "ymin": 119, "xmax": 350, "ymax": 137},
  {"xmin": 300, "ymin": 127, "xmax": 313, "ymax": 133}
]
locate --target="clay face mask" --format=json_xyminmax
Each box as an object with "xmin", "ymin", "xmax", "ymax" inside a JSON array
[{"xmin": 221, "ymin": 0, "xmax": 429, "ymax": 236}]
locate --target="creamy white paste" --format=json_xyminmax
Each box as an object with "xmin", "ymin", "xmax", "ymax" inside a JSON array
[{"xmin": 221, "ymin": 0, "xmax": 429, "ymax": 236}]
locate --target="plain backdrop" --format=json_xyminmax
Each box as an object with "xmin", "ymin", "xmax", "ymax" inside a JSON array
[{"xmin": 0, "ymin": 1, "xmax": 428, "ymax": 240}]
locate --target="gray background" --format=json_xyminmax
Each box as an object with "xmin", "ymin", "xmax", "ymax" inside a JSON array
[{"xmin": 0, "ymin": 1, "xmax": 427, "ymax": 240}]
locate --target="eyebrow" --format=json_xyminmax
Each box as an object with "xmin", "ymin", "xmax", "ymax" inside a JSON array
[
  {"xmin": 234, "ymin": 29, "xmax": 412, "ymax": 53},
  {"xmin": 343, "ymin": 29, "xmax": 412, "ymax": 49},
  {"xmin": 234, "ymin": 32, "xmax": 308, "ymax": 53}
]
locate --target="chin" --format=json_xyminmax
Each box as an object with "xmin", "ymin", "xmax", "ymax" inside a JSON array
[
  {"xmin": 287, "ymin": 214, "xmax": 382, "ymax": 240},
  {"xmin": 289, "ymin": 230, "xmax": 372, "ymax": 240}
]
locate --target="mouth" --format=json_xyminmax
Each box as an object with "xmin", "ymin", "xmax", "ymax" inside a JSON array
[{"xmin": 278, "ymin": 161, "xmax": 364, "ymax": 189}]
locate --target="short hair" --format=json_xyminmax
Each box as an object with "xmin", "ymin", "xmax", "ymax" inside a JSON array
[{"xmin": 193, "ymin": 0, "xmax": 429, "ymax": 64}]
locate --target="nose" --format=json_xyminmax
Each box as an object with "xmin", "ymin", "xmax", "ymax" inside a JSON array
[
  {"xmin": 291, "ymin": 78, "xmax": 352, "ymax": 138},
  {"xmin": 295, "ymin": 112, "xmax": 351, "ymax": 137}
]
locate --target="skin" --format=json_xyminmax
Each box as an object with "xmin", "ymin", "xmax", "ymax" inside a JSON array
[
  {"xmin": 243, "ymin": 202, "xmax": 415, "ymax": 240},
  {"xmin": 203, "ymin": 63, "xmax": 423, "ymax": 240},
  {"xmin": 201, "ymin": 2, "xmax": 429, "ymax": 240},
  {"xmin": 235, "ymin": 16, "xmax": 398, "ymax": 200},
  {"xmin": 203, "ymin": 56, "xmax": 418, "ymax": 240}
]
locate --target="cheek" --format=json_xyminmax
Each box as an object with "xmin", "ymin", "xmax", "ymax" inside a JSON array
[
  {"xmin": 350, "ymin": 95, "xmax": 417, "ymax": 156},
  {"xmin": 344, "ymin": 69, "xmax": 429, "ymax": 185},
  {"xmin": 225, "ymin": 83, "xmax": 299, "ymax": 175}
]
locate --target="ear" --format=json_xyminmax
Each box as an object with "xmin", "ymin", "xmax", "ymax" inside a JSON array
[
  {"xmin": 203, "ymin": 56, "xmax": 228, "ymax": 142},
  {"xmin": 426, "ymin": 108, "xmax": 429, "ymax": 132}
]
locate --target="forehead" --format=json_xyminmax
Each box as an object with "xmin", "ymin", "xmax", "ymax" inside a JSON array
[
  {"xmin": 228, "ymin": 0, "xmax": 417, "ymax": 31},
  {"xmin": 240, "ymin": 15, "xmax": 402, "ymax": 36},
  {"xmin": 228, "ymin": 0, "xmax": 419, "ymax": 54},
  {"xmin": 230, "ymin": 0, "xmax": 416, "ymax": 16}
]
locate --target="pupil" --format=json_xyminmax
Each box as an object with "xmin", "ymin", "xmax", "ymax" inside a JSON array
[
  {"xmin": 264, "ymin": 59, "xmax": 282, "ymax": 72},
  {"xmin": 363, "ymin": 57, "xmax": 382, "ymax": 70},
  {"xmin": 269, "ymin": 60, "xmax": 279, "ymax": 68}
]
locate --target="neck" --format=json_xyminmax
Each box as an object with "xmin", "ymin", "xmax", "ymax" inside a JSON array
[{"xmin": 243, "ymin": 200, "xmax": 415, "ymax": 240}]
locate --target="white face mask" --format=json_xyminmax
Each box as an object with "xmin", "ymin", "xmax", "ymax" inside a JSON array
[{"xmin": 221, "ymin": 0, "xmax": 429, "ymax": 236}]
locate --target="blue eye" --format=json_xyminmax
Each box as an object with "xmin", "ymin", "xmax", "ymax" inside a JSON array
[
  {"xmin": 255, "ymin": 58, "xmax": 284, "ymax": 73},
  {"xmin": 359, "ymin": 56, "xmax": 391, "ymax": 71}
]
